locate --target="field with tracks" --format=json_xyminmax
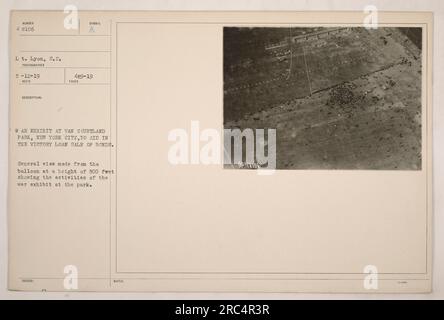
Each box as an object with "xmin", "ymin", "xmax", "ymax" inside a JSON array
[{"xmin": 223, "ymin": 27, "xmax": 422, "ymax": 170}]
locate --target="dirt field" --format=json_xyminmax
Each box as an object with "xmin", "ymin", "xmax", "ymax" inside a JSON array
[{"xmin": 223, "ymin": 27, "xmax": 422, "ymax": 170}]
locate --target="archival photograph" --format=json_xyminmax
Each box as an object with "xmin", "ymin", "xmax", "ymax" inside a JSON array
[{"xmin": 223, "ymin": 27, "xmax": 423, "ymax": 170}]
